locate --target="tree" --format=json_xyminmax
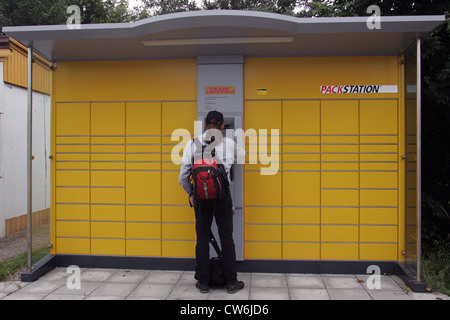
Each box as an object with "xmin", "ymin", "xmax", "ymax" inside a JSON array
[
  {"xmin": 0, "ymin": 0, "xmax": 138, "ymax": 27},
  {"xmin": 202, "ymin": 0, "xmax": 296, "ymax": 14},
  {"xmin": 299, "ymin": 0, "xmax": 449, "ymax": 17},
  {"xmin": 139, "ymin": 0, "xmax": 297, "ymax": 16},
  {"xmin": 68, "ymin": 0, "xmax": 137, "ymax": 23},
  {"xmin": 141, "ymin": 0, "xmax": 200, "ymax": 16},
  {"xmin": 420, "ymin": 16, "xmax": 450, "ymax": 247},
  {"xmin": 0, "ymin": 0, "xmax": 68, "ymax": 27}
]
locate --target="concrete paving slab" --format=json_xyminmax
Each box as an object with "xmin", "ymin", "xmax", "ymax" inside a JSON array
[
  {"xmin": 236, "ymin": 272, "xmax": 252, "ymax": 285},
  {"xmin": 38, "ymin": 267, "xmax": 72, "ymax": 283},
  {"xmin": 43, "ymin": 293, "xmax": 86, "ymax": 300},
  {"xmin": 17, "ymin": 280, "xmax": 63, "ymax": 295},
  {"xmin": 0, "ymin": 281, "xmax": 25, "ymax": 294},
  {"xmin": 80, "ymin": 268, "xmax": 117, "ymax": 282},
  {"xmin": 250, "ymin": 287, "xmax": 289, "ymax": 300},
  {"xmin": 84, "ymin": 295, "xmax": 125, "ymax": 300},
  {"xmin": 90, "ymin": 282, "xmax": 137, "ymax": 297},
  {"xmin": 52, "ymin": 281, "xmax": 100, "ymax": 296},
  {"xmin": 125, "ymin": 295, "xmax": 162, "ymax": 300},
  {"xmin": 392, "ymin": 275, "xmax": 411, "ymax": 289},
  {"xmin": 108, "ymin": 269, "xmax": 150, "ymax": 283},
  {"xmin": 409, "ymin": 291, "xmax": 450, "ymax": 300},
  {"xmin": 327, "ymin": 288, "xmax": 372, "ymax": 300},
  {"xmin": 355, "ymin": 274, "xmax": 403, "ymax": 291},
  {"xmin": 290, "ymin": 288, "xmax": 330, "ymax": 300},
  {"xmin": 251, "ymin": 273, "xmax": 287, "ymax": 288},
  {"xmin": 177, "ymin": 271, "xmax": 197, "ymax": 285},
  {"xmin": 321, "ymin": 274, "xmax": 363, "ymax": 289},
  {"xmin": 143, "ymin": 270, "xmax": 183, "ymax": 284},
  {"xmin": 168, "ymin": 284, "xmax": 210, "ymax": 300},
  {"xmin": 129, "ymin": 282, "xmax": 174, "ymax": 299},
  {"xmin": 287, "ymin": 274, "xmax": 325, "ymax": 289},
  {"xmin": 2, "ymin": 292, "xmax": 47, "ymax": 300},
  {"xmin": 368, "ymin": 289, "xmax": 412, "ymax": 300},
  {"xmin": 209, "ymin": 286, "xmax": 250, "ymax": 300}
]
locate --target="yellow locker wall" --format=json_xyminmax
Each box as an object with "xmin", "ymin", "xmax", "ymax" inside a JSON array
[
  {"xmin": 244, "ymin": 57, "xmax": 402, "ymax": 261},
  {"xmin": 53, "ymin": 60, "xmax": 197, "ymax": 257},
  {"xmin": 54, "ymin": 57, "xmax": 403, "ymax": 262}
]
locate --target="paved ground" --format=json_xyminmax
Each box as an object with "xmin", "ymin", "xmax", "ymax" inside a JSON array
[{"xmin": 0, "ymin": 268, "xmax": 448, "ymax": 300}]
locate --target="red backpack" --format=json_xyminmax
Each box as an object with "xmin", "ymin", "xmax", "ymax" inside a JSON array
[{"xmin": 191, "ymin": 139, "xmax": 227, "ymax": 200}]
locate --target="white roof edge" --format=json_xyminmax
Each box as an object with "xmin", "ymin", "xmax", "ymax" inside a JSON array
[
  {"xmin": 3, "ymin": 11, "xmax": 445, "ymax": 41},
  {"xmin": 1, "ymin": 11, "xmax": 445, "ymax": 61}
]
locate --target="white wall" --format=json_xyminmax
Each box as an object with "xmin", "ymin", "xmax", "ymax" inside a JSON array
[{"xmin": 0, "ymin": 62, "xmax": 51, "ymax": 237}]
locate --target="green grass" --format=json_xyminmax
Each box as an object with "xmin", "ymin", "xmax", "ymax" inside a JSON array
[
  {"xmin": 422, "ymin": 243, "xmax": 450, "ymax": 295},
  {"xmin": 0, "ymin": 247, "xmax": 50, "ymax": 282}
]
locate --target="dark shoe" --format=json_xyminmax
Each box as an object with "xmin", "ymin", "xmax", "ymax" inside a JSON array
[
  {"xmin": 227, "ymin": 280, "xmax": 244, "ymax": 294},
  {"xmin": 196, "ymin": 281, "xmax": 209, "ymax": 294}
]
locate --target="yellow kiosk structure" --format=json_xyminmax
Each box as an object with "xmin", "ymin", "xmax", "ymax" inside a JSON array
[{"xmin": 3, "ymin": 11, "xmax": 445, "ymax": 291}]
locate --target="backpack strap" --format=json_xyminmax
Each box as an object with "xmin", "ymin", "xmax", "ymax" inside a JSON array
[{"xmin": 210, "ymin": 230, "xmax": 222, "ymax": 258}]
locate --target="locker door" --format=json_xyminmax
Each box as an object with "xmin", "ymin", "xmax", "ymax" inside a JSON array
[
  {"xmin": 320, "ymin": 100, "xmax": 359, "ymax": 260},
  {"xmin": 359, "ymin": 99, "xmax": 398, "ymax": 260},
  {"xmin": 55, "ymin": 103, "xmax": 90, "ymax": 254},
  {"xmin": 161, "ymin": 101, "xmax": 197, "ymax": 257},
  {"xmin": 90, "ymin": 102, "xmax": 126, "ymax": 255},
  {"xmin": 244, "ymin": 100, "xmax": 282, "ymax": 259},
  {"xmin": 282, "ymin": 100, "xmax": 320, "ymax": 260},
  {"xmin": 125, "ymin": 102, "xmax": 162, "ymax": 257}
]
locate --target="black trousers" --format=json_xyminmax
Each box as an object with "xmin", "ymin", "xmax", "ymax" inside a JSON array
[{"xmin": 194, "ymin": 189, "xmax": 237, "ymax": 285}]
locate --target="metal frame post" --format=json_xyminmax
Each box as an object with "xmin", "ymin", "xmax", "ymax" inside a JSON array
[
  {"xmin": 416, "ymin": 38, "xmax": 422, "ymax": 282},
  {"xmin": 27, "ymin": 43, "xmax": 33, "ymax": 271}
]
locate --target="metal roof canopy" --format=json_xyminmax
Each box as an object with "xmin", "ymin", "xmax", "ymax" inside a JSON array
[{"xmin": 2, "ymin": 10, "xmax": 445, "ymax": 62}]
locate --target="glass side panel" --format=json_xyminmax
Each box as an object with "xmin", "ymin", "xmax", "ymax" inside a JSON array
[{"xmin": 404, "ymin": 51, "xmax": 418, "ymax": 274}]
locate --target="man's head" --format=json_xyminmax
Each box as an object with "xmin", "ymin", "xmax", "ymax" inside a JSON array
[
  {"xmin": 205, "ymin": 110, "xmax": 225, "ymax": 130},
  {"xmin": 204, "ymin": 110, "xmax": 225, "ymax": 143}
]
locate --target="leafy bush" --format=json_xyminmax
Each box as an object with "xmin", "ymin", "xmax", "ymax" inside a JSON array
[{"xmin": 422, "ymin": 243, "xmax": 450, "ymax": 295}]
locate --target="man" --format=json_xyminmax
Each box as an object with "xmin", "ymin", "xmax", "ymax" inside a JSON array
[{"xmin": 179, "ymin": 110, "xmax": 245, "ymax": 294}]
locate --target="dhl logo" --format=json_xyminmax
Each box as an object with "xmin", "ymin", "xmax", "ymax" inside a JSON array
[{"xmin": 205, "ymin": 86, "xmax": 236, "ymax": 95}]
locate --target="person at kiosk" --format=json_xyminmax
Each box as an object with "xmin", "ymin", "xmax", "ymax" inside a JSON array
[{"xmin": 179, "ymin": 110, "xmax": 246, "ymax": 294}]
